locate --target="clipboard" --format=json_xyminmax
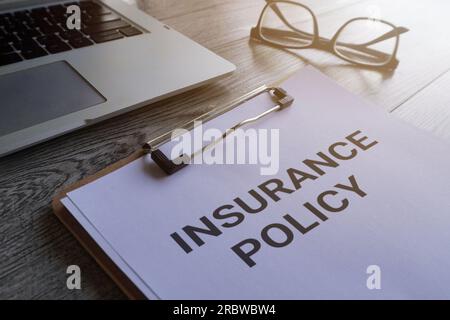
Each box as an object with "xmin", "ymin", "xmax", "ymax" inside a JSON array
[
  {"xmin": 52, "ymin": 149, "xmax": 147, "ymax": 299},
  {"xmin": 51, "ymin": 84, "xmax": 294, "ymax": 299}
]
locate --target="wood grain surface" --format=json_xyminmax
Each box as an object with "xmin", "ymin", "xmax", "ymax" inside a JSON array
[{"xmin": 1, "ymin": 0, "xmax": 449, "ymax": 299}]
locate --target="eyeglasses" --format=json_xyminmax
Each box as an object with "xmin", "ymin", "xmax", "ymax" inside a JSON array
[{"xmin": 250, "ymin": 0, "xmax": 409, "ymax": 69}]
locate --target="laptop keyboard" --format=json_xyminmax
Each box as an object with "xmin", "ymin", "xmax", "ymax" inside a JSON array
[{"xmin": 0, "ymin": 1, "xmax": 144, "ymax": 66}]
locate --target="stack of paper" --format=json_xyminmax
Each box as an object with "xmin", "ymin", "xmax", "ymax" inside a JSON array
[{"xmin": 62, "ymin": 67, "xmax": 450, "ymax": 299}]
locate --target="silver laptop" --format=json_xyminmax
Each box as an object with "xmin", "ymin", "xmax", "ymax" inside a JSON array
[{"xmin": 0, "ymin": 0, "xmax": 235, "ymax": 156}]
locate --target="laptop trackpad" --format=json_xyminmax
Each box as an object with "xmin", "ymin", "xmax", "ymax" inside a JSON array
[{"xmin": 0, "ymin": 61, "xmax": 106, "ymax": 136}]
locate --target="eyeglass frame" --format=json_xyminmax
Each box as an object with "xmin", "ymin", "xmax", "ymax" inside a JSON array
[{"xmin": 250, "ymin": 0, "xmax": 409, "ymax": 69}]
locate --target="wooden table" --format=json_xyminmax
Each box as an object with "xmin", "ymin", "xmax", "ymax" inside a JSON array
[{"xmin": 1, "ymin": 0, "xmax": 450, "ymax": 299}]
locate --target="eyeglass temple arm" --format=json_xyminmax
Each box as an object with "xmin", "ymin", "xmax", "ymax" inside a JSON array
[
  {"xmin": 255, "ymin": 27, "xmax": 398, "ymax": 63},
  {"xmin": 355, "ymin": 26, "xmax": 409, "ymax": 47},
  {"xmin": 268, "ymin": 2, "xmax": 307, "ymax": 37}
]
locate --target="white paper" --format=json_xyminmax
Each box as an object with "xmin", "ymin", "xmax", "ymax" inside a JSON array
[
  {"xmin": 64, "ymin": 66, "xmax": 450, "ymax": 299},
  {"xmin": 61, "ymin": 197, "xmax": 159, "ymax": 299}
]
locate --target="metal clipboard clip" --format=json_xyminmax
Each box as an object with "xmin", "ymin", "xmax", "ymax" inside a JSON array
[{"xmin": 143, "ymin": 86, "xmax": 294, "ymax": 175}]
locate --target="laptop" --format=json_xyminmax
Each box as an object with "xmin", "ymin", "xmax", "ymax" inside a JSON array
[{"xmin": 0, "ymin": 0, "xmax": 236, "ymax": 156}]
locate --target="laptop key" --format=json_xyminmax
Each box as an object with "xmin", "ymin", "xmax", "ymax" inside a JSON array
[
  {"xmin": 48, "ymin": 5, "xmax": 67, "ymax": 16},
  {"xmin": 0, "ymin": 17, "xmax": 8, "ymax": 26},
  {"xmin": 52, "ymin": 14, "xmax": 69, "ymax": 24},
  {"xmin": 59, "ymin": 30, "xmax": 84, "ymax": 40},
  {"xmin": 0, "ymin": 13, "xmax": 13, "ymax": 19},
  {"xmin": 0, "ymin": 43, "xmax": 14, "ymax": 54},
  {"xmin": 15, "ymin": 39, "xmax": 40, "ymax": 50},
  {"xmin": 22, "ymin": 16, "xmax": 37, "ymax": 27},
  {"xmin": 0, "ymin": 13, "xmax": 12, "ymax": 26},
  {"xmin": 87, "ymin": 7, "xmax": 112, "ymax": 16},
  {"xmin": 79, "ymin": 1, "xmax": 100, "ymax": 9},
  {"xmin": 39, "ymin": 23, "xmax": 63, "ymax": 35},
  {"xmin": 0, "ymin": 52, "xmax": 23, "ymax": 66},
  {"xmin": 65, "ymin": 2, "xmax": 81, "ymax": 6},
  {"xmin": 84, "ymin": 14, "xmax": 120, "ymax": 25},
  {"xmin": 90, "ymin": 30, "xmax": 124, "ymax": 43},
  {"xmin": 45, "ymin": 41, "xmax": 72, "ymax": 54},
  {"xmin": 12, "ymin": 23, "xmax": 29, "ymax": 33},
  {"xmin": 120, "ymin": 26, "xmax": 142, "ymax": 37},
  {"xmin": 12, "ymin": 10, "xmax": 30, "ymax": 21},
  {"xmin": 31, "ymin": 7, "xmax": 48, "ymax": 14},
  {"xmin": 21, "ymin": 45, "xmax": 48, "ymax": 60},
  {"xmin": 3, "ymin": 21, "xmax": 25, "ymax": 31},
  {"xmin": 16, "ymin": 29, "xmax": 41, "ymax": 40},
  {"xmin": 37, "ymin": 34, "xmax": 60, "ymax": 46},
  {"xmin": 30, "ymin": 8, "xmax": 49, "ymax": 20},
  {"xmin": 68, "ymin": 36, "xmax": 94, "ymax": 48},
  {"xmin": 83, "ymin": 19, "xmax": 130, "ymax": 34},
  {"xmin": 36, "ymin": 34, "xmax": 71, "ymax": 53},
  {"xmin": 0, "ymin": 34, "xmax": 21, "ymax": 45}
]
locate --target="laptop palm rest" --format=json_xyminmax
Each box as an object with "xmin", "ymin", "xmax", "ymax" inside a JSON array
[{"xmin": 0, "ymin": 61, "xmax": 106, "ymax": 137}]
